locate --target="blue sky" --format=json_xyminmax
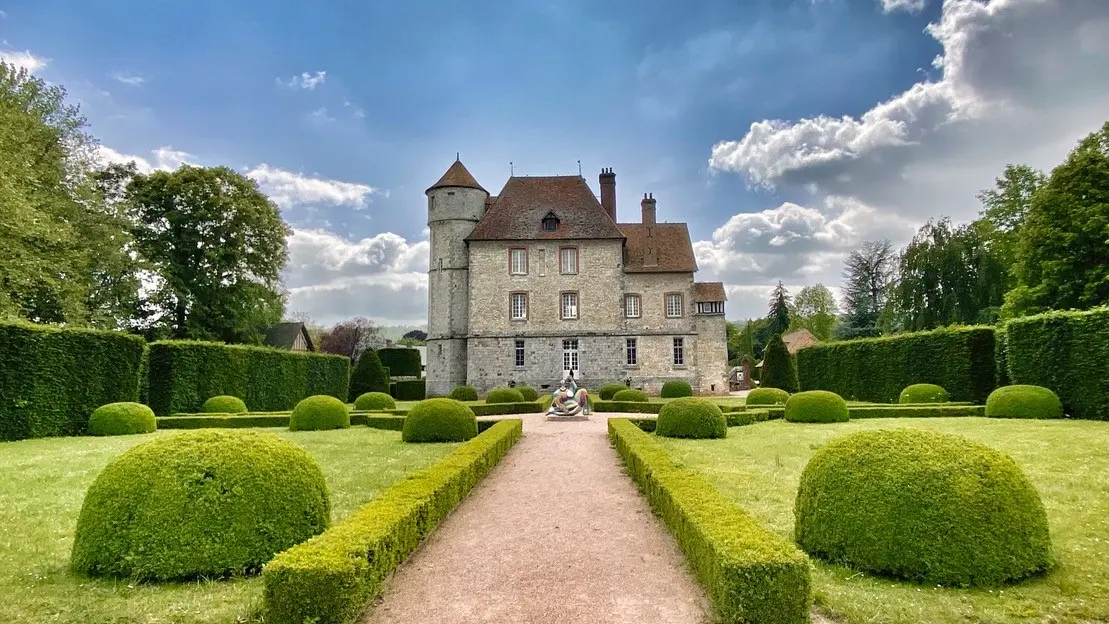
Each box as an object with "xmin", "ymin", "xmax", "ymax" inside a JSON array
[{"xmin": 3, "ymin": 0, "xmax": 1107, "ymax": 324}]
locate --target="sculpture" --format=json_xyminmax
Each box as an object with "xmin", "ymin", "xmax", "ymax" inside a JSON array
[{"xmin": 548, "ymin": 371, "xmax": 590, "ymax": 417}]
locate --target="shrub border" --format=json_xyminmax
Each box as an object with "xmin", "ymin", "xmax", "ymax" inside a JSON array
[
  {"xmin": 608, "ymin": 419, "xmax": 810, "ymax": 623},
  {"xmin": 262, "ymin": 419, "xmax": 523, "ymax": 624}
]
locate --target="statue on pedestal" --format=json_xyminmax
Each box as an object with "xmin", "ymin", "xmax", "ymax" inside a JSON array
[{"xmin": 547, "ymin": 370, "xmax": 589, "ymax": 417}]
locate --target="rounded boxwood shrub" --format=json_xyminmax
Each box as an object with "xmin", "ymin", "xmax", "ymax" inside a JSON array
[
  {"xmin": 485, "ymin": 387, "xmax": 525, "ymax": 404},
  {"xmin": 986, "ymin": 385, "xmax": 1064, "ymax": 419},
  {"xmin": 660, "ymin": 380, "xmax": 693, "ymax": 398},
  {"xmin": 656, "ymin": 398, "xmax": 726, "ymax": 439},
  {"xmin": 785, "ymin": 390, "xmax": 848, "ymax": 423},
  {"xmin": 71, "ymin": 430, "xmax": 330, "ymax": 581},
  {"xmin": 88, "ymin": 402, "xmax": 156, "ymax": 436},
  {"xmin": 402, "ymin": 398, "xmax": 478, "ymax": 443},
  {"xmin": 612, "ymin": 388, "xmax": 648, "ymax": 402},
  {"xmin": 795, "ymin": 429, "xmax": 1052, "ymax": 587},
  {"xmin": 599, "ymin": 383, "xmax": 628, "ymax": 401},
  {"xmin": 515, "ymin": 385, "xmax": 539, "ymax": 402},
  {"xmin": 449, "ymin": 385, "xmax": 479, "ymax": 401},
  {"xmin": 746, "ymin": 387, "xmax": 790, "ymax": 407},
  {"xmin": 289, "ymin": 395, "xmax": 350, "ymax": 431},
  {"xmin": 201, "ymin": 395, "xmax": 248, "ymax": 414},
  {"xmin": 354, "ymin": 392, "xmax": 396, "ymax": 411},
  {"xmin": 899, "ymin": 383, "xmax": 949, "ymax": 404}
]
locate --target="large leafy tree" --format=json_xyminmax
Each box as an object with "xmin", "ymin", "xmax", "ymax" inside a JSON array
[
  {"xmin": 126, "ymin": 165, "xmax": 291, "ymax": 343},
  {"xmin": 975, "ymin": 164, "xmax": 1046, "ymax": 286},
  {"xmin": 839, "ymin": 239, "xmax": 896, "ymax": 339},
  {"xmin": 766, "ymin": 281, "xmax": 792, "ymax": 336},
  {"xmin": 318, "ymin": 317, "xmax": 380, "ymax": 360},
  {"xmin": 789, "ymin": 284, "xmax": 839, "ymax": 340},
  {"xmin": 1003, "ymin": 121, "xmax": 1109, "ymax": 316}
]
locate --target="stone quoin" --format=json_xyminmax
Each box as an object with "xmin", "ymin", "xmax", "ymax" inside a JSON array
[{"xmin": 425, "ymin": 158, "xmax": 728, "ymax": 397}]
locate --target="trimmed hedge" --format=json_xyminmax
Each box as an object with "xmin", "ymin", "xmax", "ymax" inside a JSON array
[
  {"xmin": 88, "ymin": 402, "xmax": 156, "ymax": 436},
  {"xmin": 785, "ymin": 391, "xmax": 849, "ymax": 423},
  {"xmin": 402, "ymin": 398, "xmax": 477, "ymax": 443},
  {"xmin": 592, "ymin": 400, "xmax": 663, "ymax": 414},
  {"xmin": 72, "ymin": 430, "xmax": 330, "ymax": 581},
  {"xmin": 747, "ymin": 387, "xmax": 790, "ymax": 407},
  {"xmin": 202, "ymin": 395, "xmax": 248, "ymax": 414},
  {"xmin": 796, "ymin": 326, "xmax": 997, "ymax": 403},
  {"xmin": 516, "ymin": 385, "xmax": 539, "ymax": 401},
  {"xmin": 376, "ymin": 348, "xmax": 422, "ymax": 378},
  {"xmin": 485, "ymin": 387, "xmax": 525, "ymax": 404},
  {"xmin": 290, "ymin": 395, "xmax": 351, "ymax": 431},
  {"xmin": 354, "ymin": 392, "xmax": 396, "ymax": 411},
  {"xmin": 146, "ymin": 340, "xmax": 349, "ymax": 416},
  {"xmin": 160, "ymin": 414, "xmax": 292, "ymax": 429},
  {"xmin": 660, "ymin": 380, "xmax": 693, "ymax": 398},
  {"xmin": 349, "ymin": 349, "xmax": 389, "ymax": 401},
  {"xmin": 849, "ymin": 405, "xmax": 984, "ymax": 419},
  {"xmin": 263, "ymin": 419, "xmax": 523, "ymax": 624},
  {"xmin": 656, "ymin": 398, "xmax": 727, "ymax": 439},
  {"xmin": 986, "ymin": 385, "xmax": 1064, "ymax": 419},
  {"xmin": 795, "ymin": 429, "xmax": 1052, "ymax": 587},
  {"xmin": 609, "ymin": 419, "xmax": 810, "ymax": 623},
  {"xmin": 469, "ymin": 401, "xmax": 544, "ymax": 416},
  {"xmin": 0, "ymin": 321, "xmax": 145, "ymax": 441},
  {"xmin": 599, "ymin": 383, "xmax": 629, "ymax": 400},
  {"xmin": 612, "ymin": 388, "xmax": 648, "ymax": 402},
  {"xmin": 393, "ymin": 379, "xmax": 426, "ymax": 401},
  {"xmin": 898, "ymin": 383, "xmax": 949, "ymax": 404},
  {"xmin": 449, "ymin": 385, "xmax": 479, "ymax": 401},
  {"xmin": 1005, "ymin": 307, "xmax": 1109, "ymax": 420}
]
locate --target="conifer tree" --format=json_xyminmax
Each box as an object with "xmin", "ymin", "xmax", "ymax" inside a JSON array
[
  {"xmin": 760, "ymin": 333, "xmax": 799, "ymax": 393},
  {"xmin": 349, "ymin": 348, "xmax": 390, "ymax": 400}
]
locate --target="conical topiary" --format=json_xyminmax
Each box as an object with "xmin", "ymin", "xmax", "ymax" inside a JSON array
[
  {"xmin": 760, "ymin": 333, "xmax": 799, "ymax": 393},
  {"xmin": 349, "ymin": 349, "xmax": 390, "ymax": 401}
]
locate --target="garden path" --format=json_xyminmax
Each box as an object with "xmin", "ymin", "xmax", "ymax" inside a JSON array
[{"xmin": 361, "ymin": 412, "xmax": 711, "ymax": 624}]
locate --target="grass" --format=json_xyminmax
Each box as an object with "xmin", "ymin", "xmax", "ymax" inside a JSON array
[
  {"xmin": 656, "ymin": 417, "xmax": 1109, "ymax": 624},
  {"xmin": 0, "ymin": 427, "xmax": 460, "ymax": 624}
]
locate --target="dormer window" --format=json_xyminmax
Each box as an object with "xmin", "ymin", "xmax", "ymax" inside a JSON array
[{"xmin": 542, "ymin": 211, "xmax": 559, "ymax": 232}]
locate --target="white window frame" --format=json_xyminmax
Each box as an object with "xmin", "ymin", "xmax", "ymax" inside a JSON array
[
  {"xmin": 560, "ymin": 247, "xmax": 578, "ymax": 274},
  {"xmin": 672, "ymin": 337, "xmax": 685, "ymax": 366},
  {"xmin": 514, "ymin": 339, "xmax": 525, "ymax": 367},
  {"xmin": 562, "ymin": 339, "xmax": 579, "ymax": 372},
  {"xmin": 561, "ymin": 292, "xmax": 579, "ymax": 320},
  {"xmin": 666, "ymin": 293, "xmax": 684, "ymax": 318},
  {"xmin": 624, "ymin": 294, "xmax": 640, "ymax": 318},
  {"xmin": 509, "ymin": 248, "xmax": 528, "ymax": 275},
  {"xmin": 510, "ymin": 292, "xmax": 528, "ymax": 320},
  {"xmin": 626, "ymin": 337, "xmax": 638, "ymax": 366}
]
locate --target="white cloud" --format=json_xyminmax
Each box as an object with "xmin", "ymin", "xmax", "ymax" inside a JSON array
[
  {"xmin": 96, "ymin": 145, "xmax": 194, "ymax": 173},
  {"xmin": 110, "ymin": 71, "xmax": 144, "ymax": 86},
  {"xmin": 308, "ymin": 107, "xmax": 335, "ymax": 123},
  {"xmin": 277, "ymin": 70, "xmax": 327, "ymax": 90},
  {"xmin": 0, "ymin": 48, "xmax": 48, "ymax": 72},
  {"xmin": 247, "ymin": 164, "xmax": 379, "ymax": 209},
  {"xmin": 880, "ymin": 0, "xmax": 926, "ymax": 13}
]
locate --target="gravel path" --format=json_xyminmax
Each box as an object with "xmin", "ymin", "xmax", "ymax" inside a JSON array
[{"xmin": 361, "ymin": 412, "xmax": 711, "ymax": 624}]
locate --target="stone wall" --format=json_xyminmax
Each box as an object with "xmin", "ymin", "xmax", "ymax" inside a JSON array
[{"xmin": 693, "ymin": 315, "xmax": 729, "ymax": 395}]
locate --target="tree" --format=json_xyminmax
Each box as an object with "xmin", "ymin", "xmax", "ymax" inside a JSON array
[
  {"xmin": 1004, "ymin": 121, "xmax": 1109, "ymax": 317},
  {"xmin": 349, "ymin": 348, "xmax": 390, "ymax": 400},
  {"xmin": 840, "ymin": 239, "xmax": 896, "ymax": 339},
  {"xmin": 759, "ymin": 333, "xmax": 798, "ymax": 393},
  {"xmin": 318, "ymin": 317, "xmax": 379, "ymax": 360},
  {"xmin": 975, "ymin": 164, "xmax": 1046, "ymax": 285},
  {"xmin": 126, "ymin": 165, "xmax": 291, "ymax": 343},
  {"xmin": 790, "ymin": 284, "xmax": 839, "ymax": 340},
  {"xmin": 402, "ymin": 329, "xmax": 427, "ymax": 341},
  {"xmin": 767, "ymin": 281, "xmax": 792, "ymax": 336}
]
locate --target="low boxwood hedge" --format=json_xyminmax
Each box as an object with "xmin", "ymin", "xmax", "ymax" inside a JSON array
[
  {"xmin": 402, "ymin": 398, "xmax": 477, "ymax": 443},
  {"xmin": 598, "ymin": 383, "xmax": 629, "ymax": 400},
  {"xmin": 88, "ymin": 402, "xmax": 157, "ymax": 436},
  {"xmin": 746, "ymin": 387, "xmax": 789, "ymax": 406},
  {"xmin": 354, "ymin": 392, "xmax": 396, "ymax": 411},
  {"xmin": 290, "ymin": 395, "xmax": 351, "ymax": 431},
  {"xmin": 592, "ymin": 400, "xmax": 663, "ymax": 414},
  {"xmin": 609, "ymin": 419, "xmax": 810, "ymax": 623},
  {"xmin": 986, "ymin": 385, "xmax": 1064, "ymax": 419},
  {"xmin": 656, "ymin": 398, "xmax": 727, "ymax": 439},
  {"xmin": 516, "ymin": 385, "xmax": 539, "ymax": 401},
  {"xmin": 795, "ymin": 429, "xmax": 1052, "ymax": 587},
  {"xmin": 660, "ymin": 380, "xmax": 693, "ymax": 398},
  {"xmin": 785, "ymin": 391, "xmax": 849, "ymax": 423},
  {"xmin": 469, "ymin": 401, "xmax": 544, "ymax": 416},
  {"xmin": 899, "ymin": 383, "xmax": 949, "ymax": 404},
  {"xmin": 449, "ymin": 385, "xmax": 479, "ymax": 401},
  {"xmin": 201, "ymin": 395, "xmax": 248, "ymax": 414},
  {"xmin": 485, "ymin": 387, "xmax": 525, "ymax": 404},
  {"xmin": 612, "ymin": 388, "xmax": 648, "ymax": 402},
  {"xmin": 262, "ymin": 419, "xmax": 523, "ymax": 624},
  {"xmin": 849, "ymin": 405, "xmax": 985, "ymax": 419}
]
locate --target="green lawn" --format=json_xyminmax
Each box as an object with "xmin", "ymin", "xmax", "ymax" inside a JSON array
[
  {"xmin": 657, "ymin": 417, "xmax": 1109, "ymax": 624},
  {"xmin": 0, "ymin": 427, "xmax": 459, "ymax": 624}
]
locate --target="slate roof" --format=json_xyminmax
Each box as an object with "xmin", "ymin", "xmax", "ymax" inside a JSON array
[
  {"xmin": 618, "ymin": 223, "xmax": 698, "ymax": 273},
  {"xmin": 466, "ymin": 175, "xmax": 624, "ymax": 241},
  {"xmin": 426, "ymin": 160, "xmax": 487, "ymax": 194},
  {"xmin": 693, "ymin": 282, "xmax": 727, "ymax": 302},
  {"xmin": 264, "ymin": 322, "xmax": 313, "ymax": 351}
]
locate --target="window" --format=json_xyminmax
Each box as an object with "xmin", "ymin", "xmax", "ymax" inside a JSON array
[
  {"xmin": 510, "ymin": 292, "xmax": 528, "ymax": 320},
  {"xmin": 561, "ymin": 292, "xmax": 579, "ymax": 320},
  {"xmin": 509, "ymin": 248, "xmax": 527, "ymax": 275},
  {"xmin": 626, "ymin": 338, "xmax": 638, "ymax": 366},
  {"xmin": 560, "ymin": 247, "xmax": 578, "ymax": 274},
  {"xmin": 673, "ymin": 337, "xmax": 685, "ymax": 365},
  {"xmin": 542, "ymin": 211, "xmax": 559, "ymax": 232},
  {"xmin": 624, "ymin": 294, "xmax": 640, "ymax": 318},
  {"xmin": 515, "ymin": 340, "xmax": 525, "ymax": 367},
  {"xmin": 666, "ymin": 293, "xmax": 684, "ymax": 317},
  {"xmin": 697, "ymin": 301, "xmax": 724, "ymax": 314},
  {"xmin": 562, "ymin": 339, "xmax": 579, "ymax": 372}
]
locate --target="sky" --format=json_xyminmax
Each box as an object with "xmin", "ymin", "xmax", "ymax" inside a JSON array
[{"xmin": 2, "ymin": 0, "xmax": 1107, "ymax": 325}]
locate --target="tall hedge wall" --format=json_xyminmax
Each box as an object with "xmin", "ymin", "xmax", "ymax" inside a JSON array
[
  {"xmin": 0, "ymin": 321, "xmax": 146, "ymax": 441},
  {"xmin": 147, "ymin": 341, "xmax": 350, "ymax": 416},
  {"xmin": 796, "ymin": 326, "xmax": 997, "ymax": 404},
  {"xmin": 1005, "ymin": 307, "xmax": 1108, "ymax": 421},
  {"xmin": 377, "ymin": 348, "xmax": 422, "ymax": 378}
]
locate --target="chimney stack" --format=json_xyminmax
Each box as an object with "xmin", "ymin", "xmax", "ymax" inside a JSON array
[
  {"xmin": 641, "ymin": 192, "xmax": 657, "ymax": 224},
  {"xmin": 599, "ymin": 167, "xmax": 616, "ymax": 221}
]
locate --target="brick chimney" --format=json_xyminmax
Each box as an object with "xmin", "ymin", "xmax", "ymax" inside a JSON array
[
  {"xmin": 641, "ymin": 192, "xmax": 656, "ymax": 224},
  {"xmin": 599, "ymin": 167, "xmax": 616, "ymax": 221}
]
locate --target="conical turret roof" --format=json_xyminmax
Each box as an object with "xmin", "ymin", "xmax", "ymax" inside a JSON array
[{"xmin": 426, "ymin": 158, "xmax": 487, "ymax": 194}]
